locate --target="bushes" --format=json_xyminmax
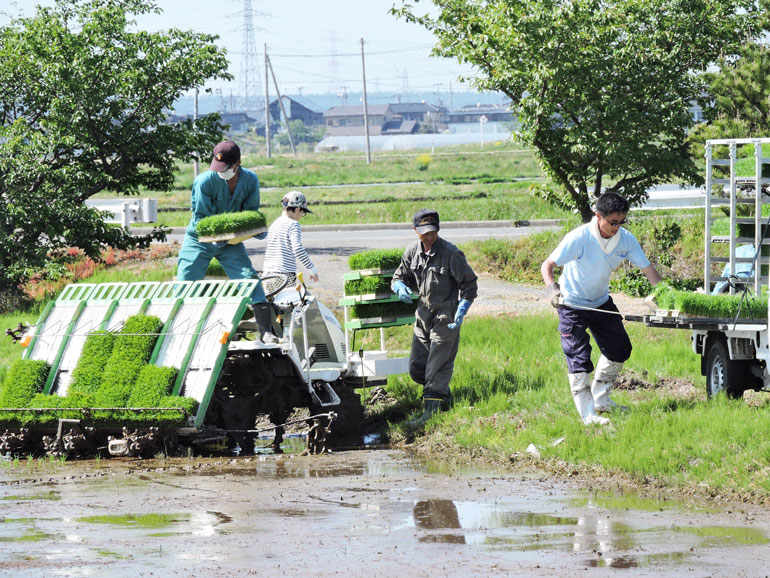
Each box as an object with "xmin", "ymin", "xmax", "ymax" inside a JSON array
[
  {"xmin": 348, "ymin": 249, "xmax": 404, "ymax": 271},
  {"xmin": 196, "ymin": 210, "xmax": 266, "ymax": 237},
  {"xmin": 0, "ymin": 360, "xmax": 51, "ymax": 408}
]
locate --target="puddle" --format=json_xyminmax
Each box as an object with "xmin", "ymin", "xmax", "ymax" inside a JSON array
[{"xmin": 1, "ymin": 450, "xmax": 769, "ymax": 575}]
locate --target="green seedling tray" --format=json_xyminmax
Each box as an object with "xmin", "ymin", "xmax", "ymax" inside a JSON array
[
  {"xmin": 339, "ymin": 294, "xmax": 417, "ymax": 306},
  {"xmin": 198, "ymin": 226, "xmax": 267, "ymax": 245},
  {"xmin": 345, "ymin": 315, "xmax": 415, "ymax": 330},
  {"xmin": 343, "ymin": 269, "xmax": 396, "ymax": 281}
]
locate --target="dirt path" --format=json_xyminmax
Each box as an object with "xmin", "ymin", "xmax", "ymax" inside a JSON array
[{"xmin": 306, "ymin": 248, "xmax": 653, "ymax": 318}]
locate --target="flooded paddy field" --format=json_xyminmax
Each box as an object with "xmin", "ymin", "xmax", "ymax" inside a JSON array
[{"xmin": 1, "ymin": 449, "xmax": 769, "ymax": 577}]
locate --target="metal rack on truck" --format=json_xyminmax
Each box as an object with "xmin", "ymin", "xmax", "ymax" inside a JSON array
[{"xmin": 636, "ymin": 138, "xmax": 770, "ymax": 399}]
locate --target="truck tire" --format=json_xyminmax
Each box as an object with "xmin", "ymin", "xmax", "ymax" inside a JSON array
[{"xmin": 705, "ymin": 339, "xmax": 747, "ymax": 400}]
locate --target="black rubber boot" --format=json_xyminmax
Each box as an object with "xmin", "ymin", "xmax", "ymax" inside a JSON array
[
  {"xmin": 252, "ymin": 302, "xmax": 278, "ymax": 343},
  {"xmin": 405, "ymin": 397, "xmax": 443, "ymax": 429}
]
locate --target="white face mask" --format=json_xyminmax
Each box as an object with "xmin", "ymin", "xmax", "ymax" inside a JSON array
[{"xmin": 217, "ymin": 166, "xmax": 237, "ymax": 181}]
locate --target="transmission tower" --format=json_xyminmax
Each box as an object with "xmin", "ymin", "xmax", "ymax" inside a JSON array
[{"xmin": 238, "ymin": 0, "xmax": 265, "ymax": 116}]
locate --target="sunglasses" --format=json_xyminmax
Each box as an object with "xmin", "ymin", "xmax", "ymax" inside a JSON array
[{"xmin": 603, "ymin": 217, "xmax": 627, "ymax": 227}]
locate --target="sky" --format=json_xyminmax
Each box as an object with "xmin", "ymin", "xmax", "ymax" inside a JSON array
[{"xmin": 2, "ymin": 0, "xmax": 478, "ymax": 101}]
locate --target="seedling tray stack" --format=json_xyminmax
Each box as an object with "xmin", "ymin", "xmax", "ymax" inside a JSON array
[
  {"xmin": 340, "ymin": 250, "xmax": 417, "ymax": 356},
  {"xmin": 341, "ymin": 250, "xmax": 417, "ymax": 330}
]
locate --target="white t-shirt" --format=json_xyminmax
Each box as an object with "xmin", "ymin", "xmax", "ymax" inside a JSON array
[{"xmin": 548, "ymin": 222, "xmax": 650, "ymax": 308}]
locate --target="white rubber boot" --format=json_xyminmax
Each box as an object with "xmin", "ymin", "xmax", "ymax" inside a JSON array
[
  {"xmin": 591, "ymin": 356, "xmax": 627, "ymax": 413},
  {"xmin": 569, "ymin": 372, "xmax": 610, "ymax": 426}
]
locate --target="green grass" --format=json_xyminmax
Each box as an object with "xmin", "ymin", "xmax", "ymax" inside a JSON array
[
  {"xmin": 382, "ymin": 314, "xmax": 770, "ymax": 499},
  {"xmin": 153, "ymin": 181, "xmax": 563, "ymax": 228}
]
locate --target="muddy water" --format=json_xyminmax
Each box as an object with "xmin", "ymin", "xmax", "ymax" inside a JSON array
[{"xmin": 1, "ymin": 450, "xmax": 769, "ymax": 577}]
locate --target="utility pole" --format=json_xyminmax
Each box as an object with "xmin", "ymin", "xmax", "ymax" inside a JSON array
[
  {"xmin": 264, "ymin": 43, "xmax": 271, "ymax": 158},
  {"xmin": 193, "ymin": 87, "xmax": 199, "ymax": 177},
  {"xmin": 360, "ymin": 38, "xmax": 371, "ymax": 165},
  {"xmin": 267, "ymin": 53, "xmax": 297, "ymax": 157}
]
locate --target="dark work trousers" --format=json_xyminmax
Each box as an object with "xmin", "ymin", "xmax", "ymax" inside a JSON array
[
  {"xmin": 556, "ymin": 297, "xmax": 632, "ymax": 374},
  {"xmin": 409, "ymin": 303, "xmax": 460, "ymax": 398}
]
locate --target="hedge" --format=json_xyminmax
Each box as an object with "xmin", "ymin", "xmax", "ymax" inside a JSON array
[{"xmin": 196, "ymin": 210, "xmax": 266, "ymax": 237}]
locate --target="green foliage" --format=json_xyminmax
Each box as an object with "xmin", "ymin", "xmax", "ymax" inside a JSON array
[
  {"xmin": 348, "ymin": 249, "xmax": 404, "ymax": 271},
  {"xmin": 344, "ymin": 276, "xmax": 393, "ymax": 296},
  {"xmin": 272, "ymin": 120, "xmax": 325, "ymax": 147},
  {"xmin": 0, "ymin": 0, "xmax": 232, "ymax": 302},
  {"xmin": 69, "ymin": 331, "xmax": 116, "ymax": 396},
  {"xmin": 394, "ymin": 0, "xmax": 764, "ymax": 221},
  {"xmin": 127, "ymin": 365, "xmax": 178, "ymax": 407},
  {"xmin": 653, "ymin": 282, "xmax": 768, "ymax": 318},
  {"xmin": 195, "ymin": 210, "xmax": 266, "ymax": 236},
  {"xmin": 350, "ymin": 300, "xmax": 416, "ymax": 320},
  {"xmin": 462, "ymin": 229, "xmax": 566, "ymax": 284},
  {"xmin": 94, "ymin": 315, "xmax": 164, "ymax": 407},
  {"xmin": 0, "ymin": 360, "xmax": 50, "ymax": 408},
  {"xmin": 691, "ymin": 43, "xmax": 770, "ymax": 157}
]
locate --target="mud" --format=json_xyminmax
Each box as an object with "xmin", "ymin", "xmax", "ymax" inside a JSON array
[{"xmin": 2, "ymin": 449, "xmax": 770, "ymax": 577}]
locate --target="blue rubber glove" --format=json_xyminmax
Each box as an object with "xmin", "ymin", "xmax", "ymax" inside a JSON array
[
  {"xmin": 392, "ymin": 280, "xmax": 413, "ymax": 304},
  {"xmin": 448, "ymin": 299, "xmax": 471, "ymax": 329},
  {"xmin": 254, "ymin": 231, "xmax": 268, "ymax": 240}
]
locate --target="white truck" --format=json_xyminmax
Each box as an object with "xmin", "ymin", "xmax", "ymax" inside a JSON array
[{"xmin": 638, "ymin": 138, "xmax": 770, "ymax": 399}]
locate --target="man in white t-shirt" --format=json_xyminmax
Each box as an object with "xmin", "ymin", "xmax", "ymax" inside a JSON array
[{"xmin": 540, "ymin": 192, "xmax": 662, "ymax": 425}]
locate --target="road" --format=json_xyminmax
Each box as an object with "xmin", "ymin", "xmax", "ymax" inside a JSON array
[{"xmin": 162, "ymin": 220, "xmax": 562, "ymax": 315}]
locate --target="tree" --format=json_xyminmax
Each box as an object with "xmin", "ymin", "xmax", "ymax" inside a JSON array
[
  {"xmin": 0, "ymin": 0, "xmax": 231, "ymax": 308},
  {"xmin": 393, "ymin": 0, "xmax": 766, "ymax": 222},
  {"xmin": 273, "ymin": 119, "xmax": 325, "ymax": 148},
  {"xmin": 689, "ymin": 42, "xmax": 770, "ymax": 158}
]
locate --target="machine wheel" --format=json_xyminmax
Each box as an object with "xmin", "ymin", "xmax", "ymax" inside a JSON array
[{"xmin": 705, "ymin": 339, "xmax": 747, "ymax": 400}]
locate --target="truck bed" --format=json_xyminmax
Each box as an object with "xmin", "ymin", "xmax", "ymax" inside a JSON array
[{"xmin": 625, "ymin": 313, "xmax": 767, "ymax": 331}]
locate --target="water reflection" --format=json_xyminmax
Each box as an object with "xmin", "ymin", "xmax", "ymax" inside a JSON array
[{"xmin": 413, "ymin": 500, "xmax": 466, "ymax": 544}]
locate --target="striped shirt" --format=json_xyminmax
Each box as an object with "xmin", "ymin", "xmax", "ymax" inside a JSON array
[{"xmin": 262, "ymin": 214, "xmax": 317, "ymax": 275}]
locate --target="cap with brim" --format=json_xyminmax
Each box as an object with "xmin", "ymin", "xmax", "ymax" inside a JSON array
[
  {"xmin": 282, "ymin": 190, "xmax": 313, "ymax": 213},
  {"xmin": 413, "ymin": 209, "xmax": 440, "ymax": 233},
  {"xmin": 209, "ymin": 141, "xmax": 241, "ymax": 172}
]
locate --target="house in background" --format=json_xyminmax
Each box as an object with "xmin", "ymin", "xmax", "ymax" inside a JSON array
[
  {"xmin": 386, "ymin": 102, "xmax": 448, "ymax": 133},
  {"xmin": 324, "ymin": 102, "xmax": 449, "ymax": 136},
  {"xmin": 269, "ymin": 95, "xmax": 325, "ymax": 127},
  {"xmin": 324, "ymin": 104, "xmax": 390, "ymax": 136},
  {"xmin": 219, "ymin": 112, "xmax": 258, "ymax": 133},
  {"xmin": 448, "ymin": 103, "xmax": 517, "ymax": 134}
]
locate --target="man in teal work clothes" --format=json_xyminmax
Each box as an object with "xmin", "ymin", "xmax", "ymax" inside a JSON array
[{"xmin": 177, "ymin": 140, "xmax": 272, "ymax": 340}]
